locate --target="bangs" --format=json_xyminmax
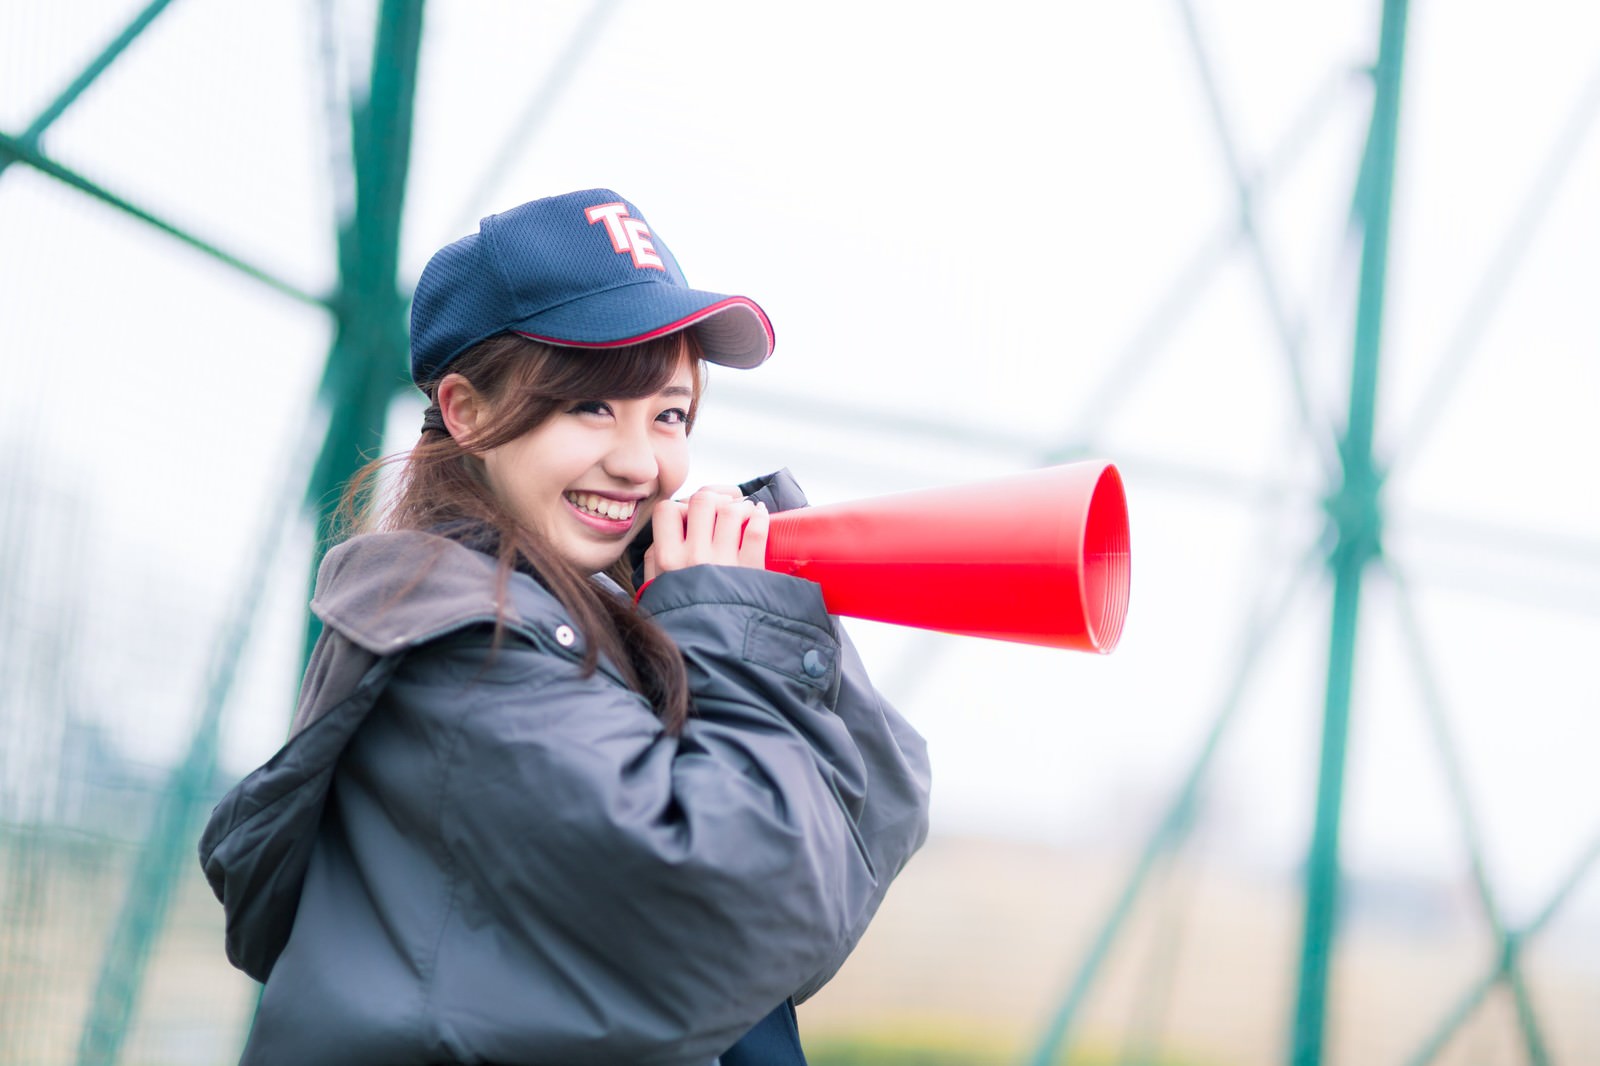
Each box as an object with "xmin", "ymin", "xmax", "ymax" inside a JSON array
[
  {"xmin": 443, "ymin": 329, "xmax": 706, "ymax": 451},
  {"xmin": 532, "ymin": 331, "xmax": 702, "ymax": 402}
]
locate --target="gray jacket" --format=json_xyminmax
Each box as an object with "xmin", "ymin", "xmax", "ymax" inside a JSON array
[{"xmin": 199, "ymin": 471, "xmax": 931, "ymax": 1065}]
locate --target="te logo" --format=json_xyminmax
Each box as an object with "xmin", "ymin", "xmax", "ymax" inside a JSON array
[{"xmin": 585, "ymin": 202, "xmax": 665, "ymax": 271}]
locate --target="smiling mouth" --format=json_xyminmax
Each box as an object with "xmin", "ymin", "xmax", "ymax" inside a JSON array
[{"xmin": 564, "ymin": 492, "xmax": 639, "ymax": 522}]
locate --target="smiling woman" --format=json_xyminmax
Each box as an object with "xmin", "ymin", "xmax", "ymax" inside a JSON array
[
  {"xmin": 359, "ymin": 329, "xmax": 708, "ymax": 732},
  {"xmin": 196, "ymin": 189, "xmax": 931, "ymax": 1066},
  {"xmin": 436, "ymin": 334, "xmax": 697, "ymax": 573}
]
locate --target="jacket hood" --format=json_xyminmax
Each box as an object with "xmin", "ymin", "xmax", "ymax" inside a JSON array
[
  {"xmin": 313, "ymin": 529, "xmax": 579, "ymax": 656},
  {"xmin": 200, "ymin": 530, "xmax": 584, "ymax": 979}
]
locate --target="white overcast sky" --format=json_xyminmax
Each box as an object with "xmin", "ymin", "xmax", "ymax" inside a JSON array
[{"xmin": 3, "ymin": 0, "xmax": 1599, "ymax": 928}]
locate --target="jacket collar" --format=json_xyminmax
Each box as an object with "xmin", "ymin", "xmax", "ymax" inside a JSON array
[{"xmin": 313, "ymin": 530, "xmax": 585, "ymax": 657}]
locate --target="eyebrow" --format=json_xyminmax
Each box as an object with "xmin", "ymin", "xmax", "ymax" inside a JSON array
[{"xmin": 658, "ymin": 385, "xmax": 694, "ymax": 399}]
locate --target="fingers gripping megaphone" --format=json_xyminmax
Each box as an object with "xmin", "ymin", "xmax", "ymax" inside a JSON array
[{"xmin": 765, "ymin": 462, "xmax": 1130, "ymax": 653}]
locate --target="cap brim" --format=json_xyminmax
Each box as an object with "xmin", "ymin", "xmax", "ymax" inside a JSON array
[{"xmin": 510, "ymin": 284, "xmax": 773, "ymax": 369}]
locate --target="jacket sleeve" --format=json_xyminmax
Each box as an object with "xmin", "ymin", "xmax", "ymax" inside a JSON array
[
  {"xmin": 730, "ymin": 468, "xmax": 932, "ymax": 1001},
  {"xmin": 789, "ymin": 620, "xmax": 930, "ymax": 1003},
  {"xmin": 385, "ymin": 563, "xmax": 921, "ymax": 1062}
]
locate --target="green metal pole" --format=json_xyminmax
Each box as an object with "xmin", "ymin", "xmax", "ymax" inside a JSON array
[
  {"xmin": 1390, "ymin": 571, "xmax": 1552, "ymax": 1064},
  {"xmin": 300, "ymin": 0, "xmax": 426, "ymax": 666},
  {"xmin": 1026, "ymin": 550, "xmax": 1319, "ymax": 1066},
  {"xmin": 0, "ymin": 0, "xmax": 328, "ymax": 308},
  {"xmin": 73, "ymin": 725, "xmax": 219, "ymax": 1066},
  {"xmin": 73, "ymin": 414, "xmax": 322, "ymax": 1066},
  {"xmin": 1403, "ymin": 826, "xmax": 1600, "ymax": 1066},
  {"xmin": 0, "ymin": 130, "xmax": 327, "ymax": 308},
  {"xmin": 1172, "ymin": 0, "xmax": 1333, "ymax": 478},
  {"xmin": 0, "ymin": 0, "xmax": 176, "ymax": 180},
  {"xmin": 1289, "ymin": 3, "xmax": 1408, "ymax": 1065},
  {"xmin": 68, "ymin": 4, "xmax": 423, "ymax": 1061}
]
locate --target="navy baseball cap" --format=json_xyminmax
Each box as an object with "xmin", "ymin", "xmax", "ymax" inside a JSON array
[{"xmin": 409, "ymin": 189, "xmax": 775, "ymax": 385}]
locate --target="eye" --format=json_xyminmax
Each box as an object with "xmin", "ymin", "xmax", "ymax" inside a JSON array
[
  {"xmin": 568, "ymin": 400, "xmax": 613, "ymax": 417},
  {"xmin": 657, "ymin": 407, "xmax": 691, "ymax": 427}
]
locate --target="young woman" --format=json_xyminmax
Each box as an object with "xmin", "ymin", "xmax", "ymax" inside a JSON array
[{"xmin": 199, "ymin": 190, "xmax": 932, "ymax": 1065}]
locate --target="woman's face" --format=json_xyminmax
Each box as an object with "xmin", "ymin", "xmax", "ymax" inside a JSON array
[{"xmin": 478, "ymin": 355, "xmax": 695, "ymax": 573}]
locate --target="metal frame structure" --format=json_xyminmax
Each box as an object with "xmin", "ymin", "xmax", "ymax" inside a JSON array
[
  {"xmin": 1020, "ymin": 1, "xmax": 1600, "ymax": 1063},
  {"xmin": 2, "ymin": 1, "xmax": 1596, "ymax": 1063},
  {"xmin": 3, "ymin": 2, "xmax": 423, "ymax": 1061}
]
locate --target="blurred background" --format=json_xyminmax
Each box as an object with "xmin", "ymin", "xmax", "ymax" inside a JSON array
[{"xmin": 2, "ymin": 1, "xmax": 1598, "ymax": 1064}]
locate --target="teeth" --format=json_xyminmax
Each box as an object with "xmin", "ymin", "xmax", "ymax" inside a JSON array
[{"xmin": 567, "ymin": 493, "xmax": 636, "ymax": 521}]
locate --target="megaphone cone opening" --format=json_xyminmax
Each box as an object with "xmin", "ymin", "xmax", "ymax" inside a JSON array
[{"xmin": 1079, "ymin": 464, "xmax": 1131, "ymax": 653}]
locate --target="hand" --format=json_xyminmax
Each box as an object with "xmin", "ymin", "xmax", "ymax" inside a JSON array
[{"xmin": 643, "ymin": 488, "xmax": 770, "ymax": 582}]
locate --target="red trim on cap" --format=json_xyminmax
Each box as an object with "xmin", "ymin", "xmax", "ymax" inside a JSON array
[{"xmin": 514, "ymin": 297, "xmax": 774, "ymax": 356}]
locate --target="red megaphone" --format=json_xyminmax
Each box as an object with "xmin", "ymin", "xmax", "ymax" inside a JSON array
[{"xmin": 765, "ymin": 462, "xmax": 1131, "ymax": 652}]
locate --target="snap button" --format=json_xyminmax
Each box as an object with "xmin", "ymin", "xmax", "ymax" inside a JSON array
[
  {"xmin": 802, "ymin": 649, "xmax": 827, "ymax": 678},
  {"xmin": 554, "ymin": 625, "xmax": 576, "ymax": 647}
]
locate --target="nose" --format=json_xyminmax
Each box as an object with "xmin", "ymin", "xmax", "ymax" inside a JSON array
[{"xmin": 602, "ymin": 420, "xmax": 660, "ymax": 486}]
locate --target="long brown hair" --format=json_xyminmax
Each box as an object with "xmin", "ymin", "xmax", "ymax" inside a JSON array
[{"xmin": 341, "ymin": 331, "xmax": 703, "ymax": 733}]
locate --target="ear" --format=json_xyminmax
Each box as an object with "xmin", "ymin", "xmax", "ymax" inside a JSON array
[{"xmin": 436, "ymin": 373, "xmax": 487, "ymax": 446}]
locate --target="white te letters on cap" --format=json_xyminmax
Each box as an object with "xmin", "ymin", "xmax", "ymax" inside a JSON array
[{"xmin": 584, "ymin": 202, "xmax": 665, "ymax": 271}]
